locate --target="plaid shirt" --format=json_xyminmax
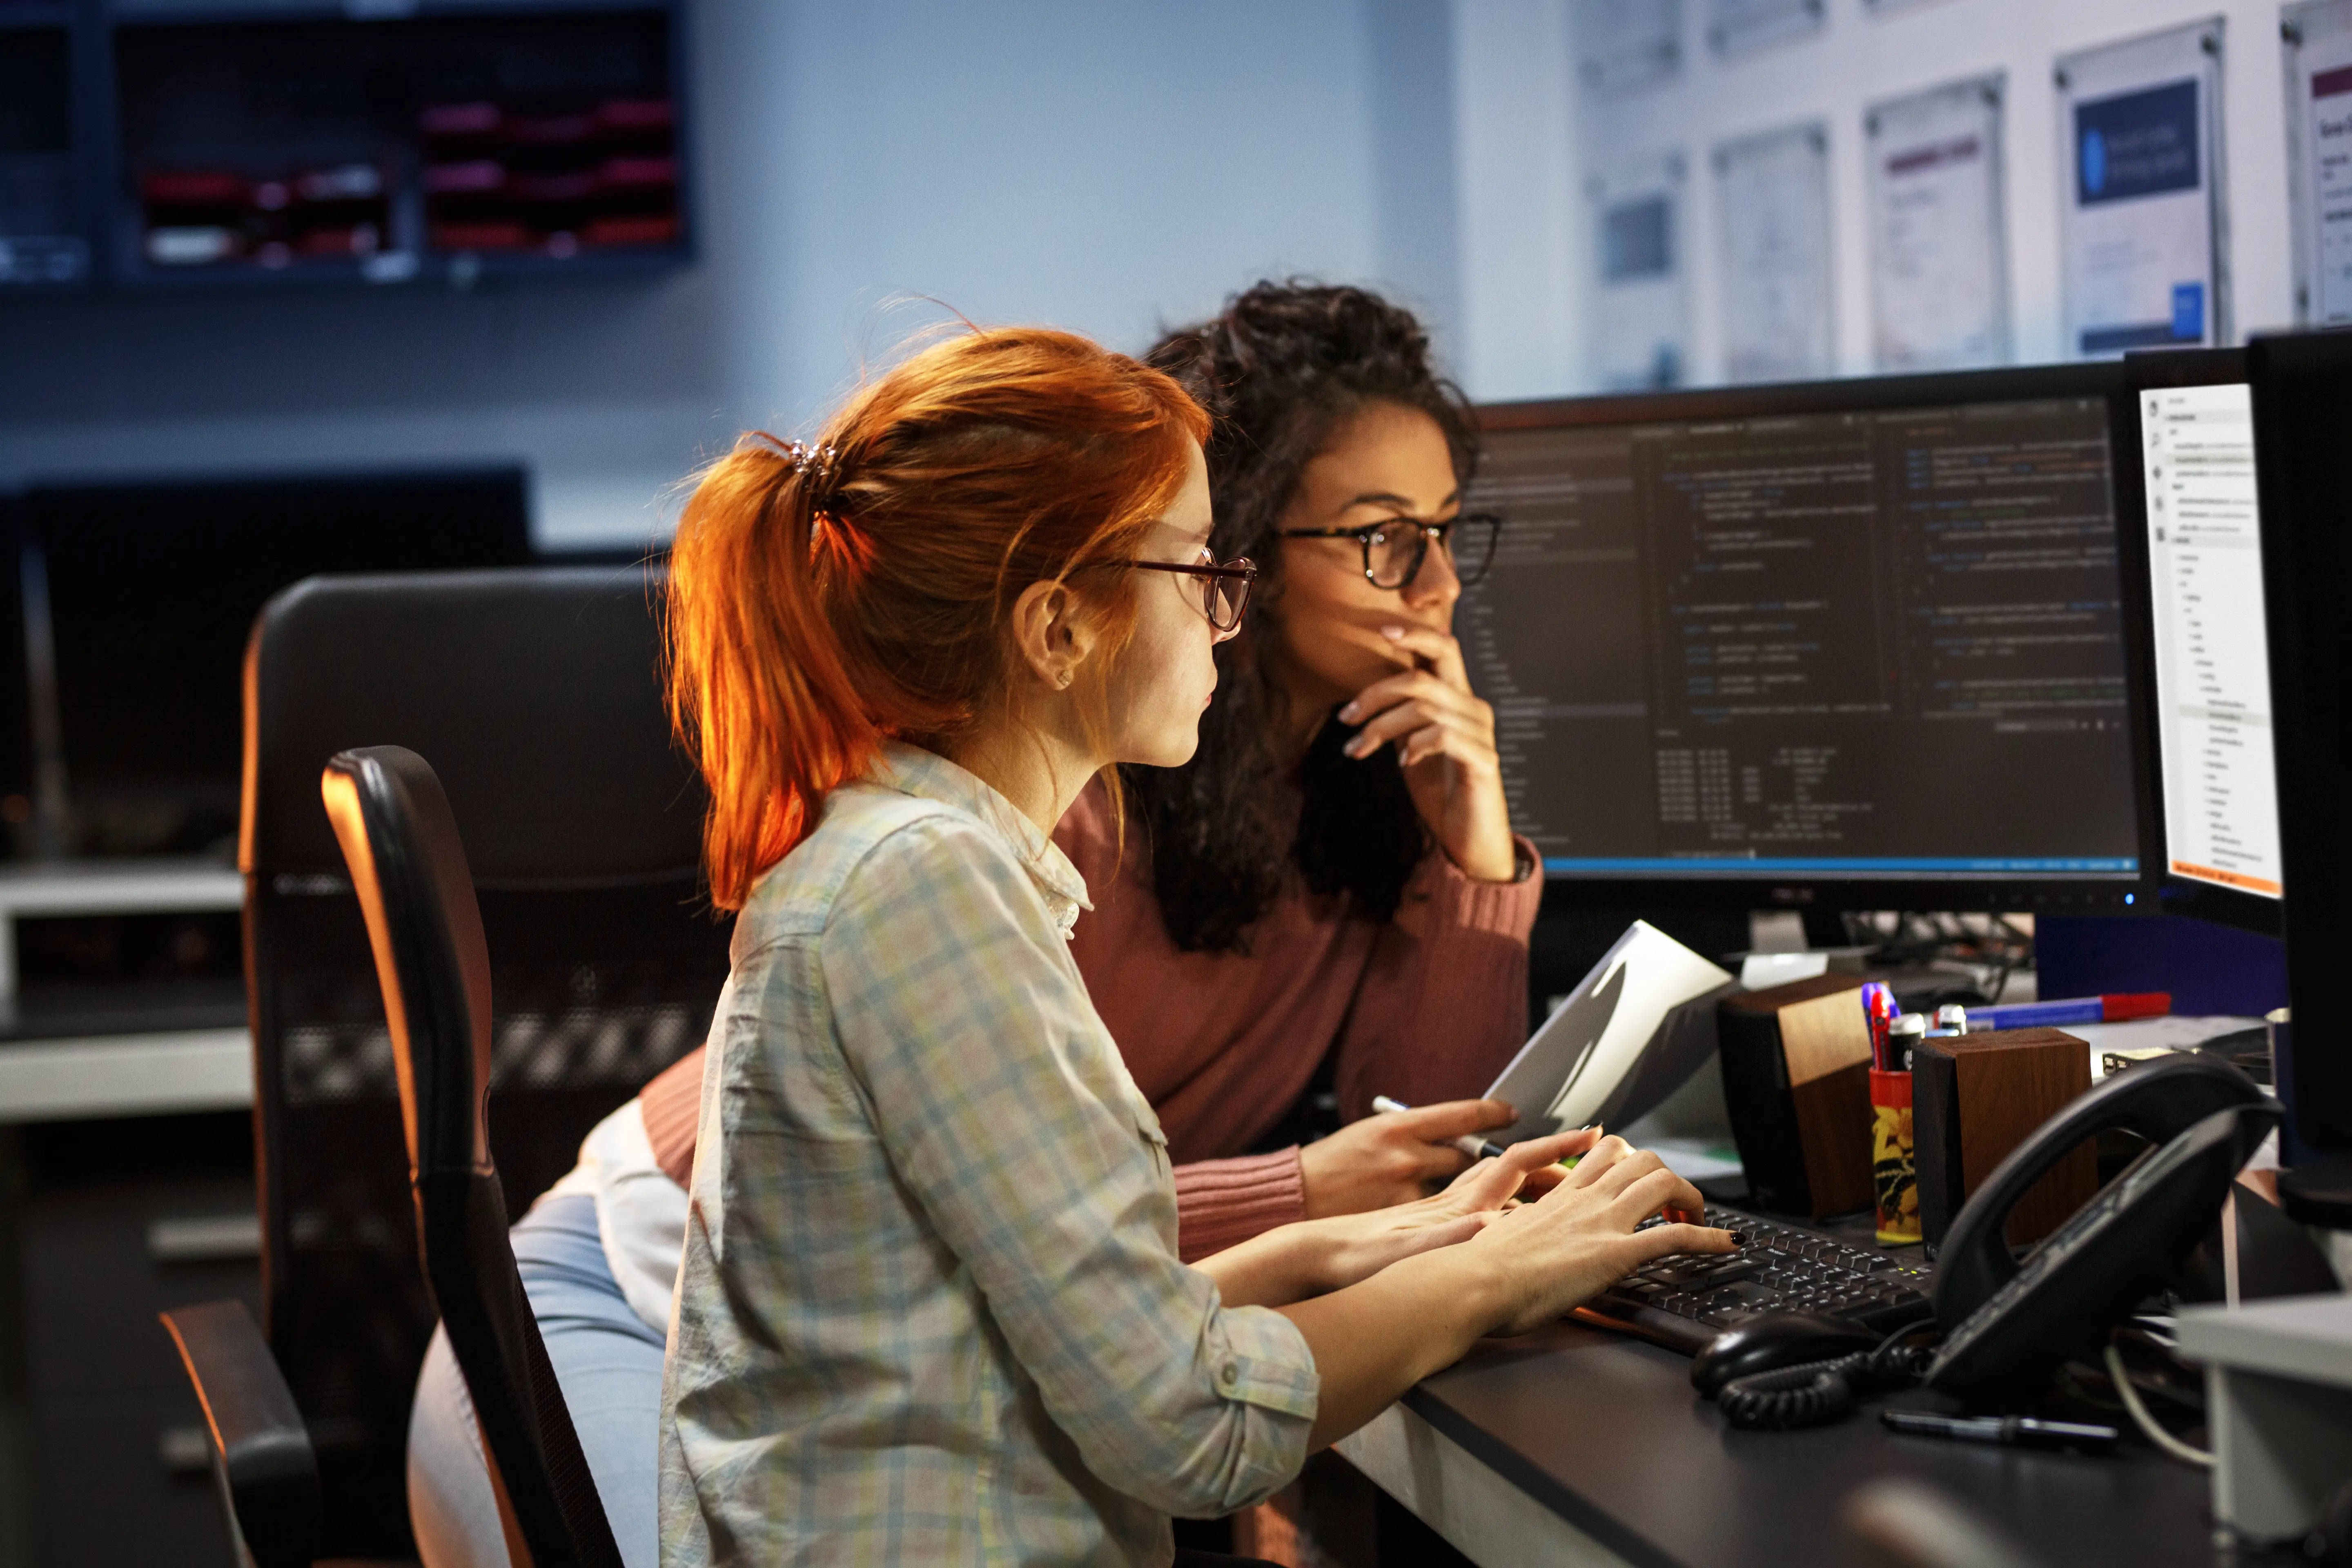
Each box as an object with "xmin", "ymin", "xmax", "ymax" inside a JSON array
[{"xmin": 658, "ymin": 744, "xmax": 1319, "ymax": 1566}]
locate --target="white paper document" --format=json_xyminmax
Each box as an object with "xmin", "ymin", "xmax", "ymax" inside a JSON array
[
  {"xmin": 1715, "ymin": 122, "xmax": 1835, "ymax": 383},
  {"xmin": 1706, "ymin": 0, "xmax": 1821, "ymax": 59},
  {"xmin": 2056, "ymin": 20, "xmax": 2228, "ymax": 358},
  {"xmin": 1866, "ymin": 75, "xmax": 2009, "ymax": 372},
  {"xmin": 1588, "ymin": 151, "xmax": 1690, "ymax": 390},
  {"xmin": 1487, "ymin": 920, "xmax": 1735, "ymax": 1140},
  {"xmin": 1574, "ymin": 0, "xmax": 1684, "ymax": 98},
  {"xmin": 2285, "ymin": 2, "xmax": 2352, "ymax": 324}
]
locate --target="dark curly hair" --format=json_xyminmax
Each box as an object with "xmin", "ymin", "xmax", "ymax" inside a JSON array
[{"xmin": 1125, "ymin": 281, "xmax": 1481, "ymax": 953}]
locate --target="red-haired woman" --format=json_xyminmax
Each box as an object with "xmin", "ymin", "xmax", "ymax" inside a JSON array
[
  {"xmin": 407, "ymin": 287, "xmax": 1570, "ymax": 1568},
  {"xmin": 638, "ymin": 326, "xmax": 1728, "ymax": 1562}
]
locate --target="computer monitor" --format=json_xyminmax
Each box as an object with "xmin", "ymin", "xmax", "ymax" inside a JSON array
[
  {"xmin": 2108, "ymin": 349, "xmax": 2283, "ymax": 937},
  {"xmin": 1462, "ymin": 363, "xmax": 2157, "ymax": 913},
  {"xmin": 18, "ymin": 467, "xmax": 533, "ymax": 858},
  {"xmin": 2250, "ymin": 328, "xmax": 2352, "ymax": 1152}
]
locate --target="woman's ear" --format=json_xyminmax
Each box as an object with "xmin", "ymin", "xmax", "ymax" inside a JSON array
[{"xmin": 1009, "ymin": 579, "xmax": 1100, "ymax": 692}]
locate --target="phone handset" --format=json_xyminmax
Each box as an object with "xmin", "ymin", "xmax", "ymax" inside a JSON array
[{"xmin": 1932, "ymin": 1053, "xmax": 2271, "ymax": 1331}]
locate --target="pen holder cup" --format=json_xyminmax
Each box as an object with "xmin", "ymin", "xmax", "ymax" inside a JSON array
[{"xmin": 1871, "ymin": 1069, "xmax": 1921, "ymax": 1245}]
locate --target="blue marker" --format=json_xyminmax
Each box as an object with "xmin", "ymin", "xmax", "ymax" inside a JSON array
[{"xmin": 1969, "ymin": 992, "xmax": 2170, "ymax": 1030}]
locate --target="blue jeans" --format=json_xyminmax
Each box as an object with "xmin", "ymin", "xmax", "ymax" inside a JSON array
[{"xmin": 407, "ymin": 1194, "xmax": 665, "ymax": 1568}]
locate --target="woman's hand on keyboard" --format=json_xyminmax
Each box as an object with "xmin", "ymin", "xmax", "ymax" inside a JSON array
[
  {"xmin": 1466, "ymin": 1136, "xmax": 1739, "ymax": 1337},
  {"xmin": 1296, "ymin": 1127, "xmax": 1603, "ymax": 1293}
]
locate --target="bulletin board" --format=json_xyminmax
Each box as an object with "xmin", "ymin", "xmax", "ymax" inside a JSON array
[
  {"xmin": 1865, "ymin": 73, "xmax": 2011, "ymax": 372},
  {"xmin": 1714, "ymin": 120, "xmax": 1837, "ymax": 383},
  {"xmin": 2054, "ymin": 19, "xmax": 2230, "ymax": 358},
  {"xmin": 1587, "ymin": 150, "xmax": 1693, "ymax": 390},
  {"xmin": 2283, "ymin": 0, "xmax": 2352, "ymax": 325},
  {"xmin": 1575, "ymin": 0, "xmax": 1685, "ymax": 100}
]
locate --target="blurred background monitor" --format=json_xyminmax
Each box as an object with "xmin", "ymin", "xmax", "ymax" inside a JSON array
[
  {"xmin": 18, "ymin": 466, "xmax": 533, "ymax": 859},
  {"xmin": 2111, "ymin": 348, "xmax": 2283, "ymax": 938},
  {"xmin": 1460, "ymin": 362, "xmax": 2158, "ymax": 914}
]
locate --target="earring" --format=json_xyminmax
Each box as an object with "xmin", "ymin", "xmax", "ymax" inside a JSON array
[{"xmin": 1057, "ymin": 670, "xmax": 1074, "ymax": 689}]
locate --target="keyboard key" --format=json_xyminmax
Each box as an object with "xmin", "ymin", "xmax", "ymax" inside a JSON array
[{"xmin": 1578, "ymin": 1203, "xmax": 1940, "ymax": 1351}]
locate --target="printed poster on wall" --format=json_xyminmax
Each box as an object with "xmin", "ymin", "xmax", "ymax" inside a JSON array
[
  {"xmin": 1706, "ymin": 0, "xmax": 1823, "ymax": 60},
  {"xmin": 1715, "ymin": 121, "xmax": 1835, "ymax": 383},
  {"xmin": 1587, "ymin": 151, "xmax": 1691, "ymax": 390},
  {"xmin": 1866, "ymin": 74, "xmax": 2011, "ymax": 371},
  {"xmin": 1574, "ymin": 0, "xmax": 1683, "ymax": 100},
  {"xmin": 2284, "ymin": 1, "xmax": 2352, "ymax": 325},
  {"xmin": 2055, "ymin": 19, "xmax": 2229, "ymax": 358}
]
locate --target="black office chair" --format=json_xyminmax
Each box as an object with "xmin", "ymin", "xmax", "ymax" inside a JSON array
[
  {"xmin": 323, "ymin": 743, "xmax": 627, "ymax": 1567},
  {"xmin": 166, "ymin": 566, "xmax": 730, "ymax": 1560}
]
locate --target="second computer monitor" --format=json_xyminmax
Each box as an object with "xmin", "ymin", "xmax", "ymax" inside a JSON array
[
  {"xmin": 1463, "ymin": 363, "xmax": 2154, "ymax": 911},
  {"xmin": 2112, "ymin": 348, "xmax": 2283, "ymax": 935}
]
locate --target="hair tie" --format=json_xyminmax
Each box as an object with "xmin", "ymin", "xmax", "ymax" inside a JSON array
[
  {"xmin": 782, "ymin": 441, "xmax": 842, "ymax": 542},
  {"xmin": 782, "ymin": 441, "xmax": 836, "ymax": 481}
]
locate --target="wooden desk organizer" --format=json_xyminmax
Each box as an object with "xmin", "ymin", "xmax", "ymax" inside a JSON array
[
  {"xmin": 1718, "ymin": 976, "xmax": 1875, "ymax": 1218},
  {"xmin": 1913, "ymin": 1026, "xmax": 2094, "ymax": 1249}
]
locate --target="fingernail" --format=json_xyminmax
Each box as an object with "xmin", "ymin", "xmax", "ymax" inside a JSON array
[
  {"xmin": 1338, "ymin": 702, "xmax": 1360, "ymax": 722},
  {"xmin": 1727, "ymin": 1231, "xmax": 1748, "ymax": 1247},
  {"xmin": 1342, "ymin": 737, "xmax": 1365, "ymax": 758},
  {"xmin": 1381, "ymin": 624, "xmax": 1405, "ymax": 639}
]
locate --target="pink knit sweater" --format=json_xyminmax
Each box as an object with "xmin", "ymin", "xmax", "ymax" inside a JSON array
[{"xmin": 640, "ymin": 777, "xmax": 1542, "ymax": 1261}]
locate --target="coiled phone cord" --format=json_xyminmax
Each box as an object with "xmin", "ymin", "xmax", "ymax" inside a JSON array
[{"xmin": 1715, "ymin": 1326, "xmax": 1938, "ymax": 1431}]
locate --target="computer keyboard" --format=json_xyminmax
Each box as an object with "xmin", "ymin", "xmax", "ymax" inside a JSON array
[{"xmin": 1576, "ymin": 1205, "xmax": 1937, "ymax": 1355}]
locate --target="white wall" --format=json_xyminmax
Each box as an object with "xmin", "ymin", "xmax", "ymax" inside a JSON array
[
  {"xmin": 1449, "ymin": 0, "xmax": 2302, "ymax": 400},
  {"xmin": 14, "ymin": 0, "xmax": 2268, "ymax": 521},
  {"xmin": 697, "ymin": 0, "xmax": 1398, "ymax": 443},
  {"xmin": 0, "ymin": 0, "xmax": 1457, "ymax": 548},
  {"xmin": 1448, "ymin": 0, "xmax": 1582, "ymax": 403}
]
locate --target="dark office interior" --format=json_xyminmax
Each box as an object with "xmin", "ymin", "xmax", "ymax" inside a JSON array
[{"xmin": 2, "ymin": 2, "xmax": 2350, "ymax": 1566}]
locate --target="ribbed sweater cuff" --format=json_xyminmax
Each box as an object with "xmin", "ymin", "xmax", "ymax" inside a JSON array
[
  {"xmin": 1174, "ymin": 1148, "xmax": 1307, "ymax": 1263},
  {"xmin": 1430, "ymin": 833, "xmax": 1545, "ymax": 937}
]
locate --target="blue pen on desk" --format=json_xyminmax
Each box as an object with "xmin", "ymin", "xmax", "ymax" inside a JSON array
[{"xmin": 1970, "ymin": 992, "xmax": 2170, "ymax": 1031}]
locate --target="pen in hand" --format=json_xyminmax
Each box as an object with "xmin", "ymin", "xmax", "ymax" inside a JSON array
[
  {"xmin": 1369, "ymin": 1094, "xmax": 1511, "ymax": 1161},
  {"xmin": 1370, "ymin": 1098, "xmax": 1713, "ymax": 1226}
]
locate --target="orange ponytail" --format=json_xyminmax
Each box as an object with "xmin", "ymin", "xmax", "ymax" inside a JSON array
[{"xmin": 666, "ymin": 327, "xmax": 1210, "ymax": 910}]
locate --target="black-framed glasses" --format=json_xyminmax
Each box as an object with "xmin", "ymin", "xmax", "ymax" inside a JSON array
[
  {"xmin": 1124, "ymin": 555, "xmax": 1257, "ymax": 641},
  {"xmin": 1278, "ymin": 513, "xmax": 1502, "ymax": 591}
]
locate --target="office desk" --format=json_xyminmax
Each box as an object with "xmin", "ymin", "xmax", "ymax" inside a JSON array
[{"xmin": 1336, "ymin": 1319, "xmax": 2218, "ymax": 1568}]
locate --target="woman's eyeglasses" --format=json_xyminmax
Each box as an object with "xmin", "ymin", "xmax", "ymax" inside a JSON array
[
  {"xmin": 1278, "ymin": 513, "xmax": 1502, "ymax": 591},
  {"xmin": 1124, "ymin": 555, "xmax": 1257, "ymax": 641}
]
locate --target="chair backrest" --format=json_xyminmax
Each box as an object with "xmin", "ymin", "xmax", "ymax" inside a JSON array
[
  {"xmin": 242, "ymin": 566, "xmax": 731, "ymax": 1556},
  {"xmin": 324, "ymin": 744, "xmax": 624, "ymax": 1568}
]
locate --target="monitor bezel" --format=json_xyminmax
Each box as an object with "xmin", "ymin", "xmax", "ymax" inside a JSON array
[
  {"xmin": 2109, "ymin": 347, "xmax": 2283, "ymax": 938},
  {"xmin": 2250, "ymin": 327, "xmax": 2352, "ymax": 1152},
  {"xmin": 1474, "ymin": 360, "xmax": 2160, "ymax": 915}
]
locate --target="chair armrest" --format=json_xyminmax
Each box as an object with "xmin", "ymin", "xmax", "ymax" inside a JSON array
[{"xmin": 160, "ymin": 1300, "xmax": 320, "ymax": 1568}]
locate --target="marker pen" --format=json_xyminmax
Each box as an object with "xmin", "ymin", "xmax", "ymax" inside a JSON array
[
  {"xmin": 1970, "ymin": 993, "xmax": 2171, "ymax": 1031},
  {"xmin": 1370, "ymin": 1094, "xmax": 1508, "ymax": 1161},
  {"xmin": 1880, "ymin": 1410, "xmax": 2118, "ymax": 1453}
]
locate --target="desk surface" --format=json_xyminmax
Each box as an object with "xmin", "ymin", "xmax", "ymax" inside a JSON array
[{"xmin": 1378, "ymin": 1319, "xmax": 2216, "ymax": 1568}]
